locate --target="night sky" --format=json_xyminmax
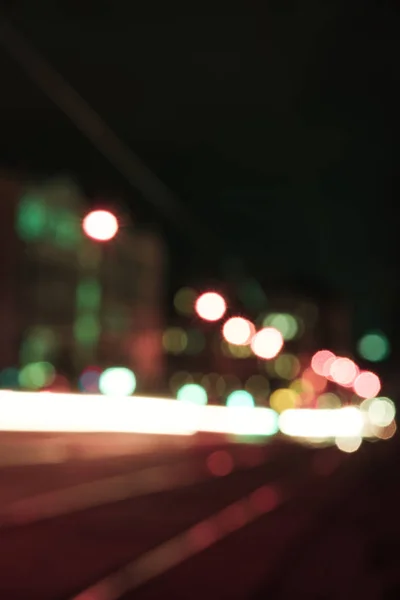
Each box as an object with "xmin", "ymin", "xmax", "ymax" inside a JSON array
[{"xmin": 0, "ymin": 1, "xmax": 398, "ymax": 337}]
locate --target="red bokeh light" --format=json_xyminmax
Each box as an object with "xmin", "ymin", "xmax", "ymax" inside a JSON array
[
  {"xmin": 329, "ymin": 357, "xmax": 359, "ymax": 387},
  {"xmin": 249, "ymin": 485, "xmax": 279, "ymax": 515},
  {"xmin": 82, "ymin": 210, "xmax": 119, "ymax": 241},
  {"xmin": 353, "ymin": 371, "xmax": 381, "ymax": 399},
  {"xmin": 222, "ymin": 317, "xmax": 255, "ymax": 345},
  {"xmin": 311, "ymin": 350, "xmax": 335, "ymax": 376},
  {"xmin": 43, "ymin": 375, "xmax": 70, "ymax": 392},
  {"xmin": 206, "ymin": 450, "xmax": 234, "ymax": 477},
  {"xmin": 195, "ymin": 292, "xmax": 227, "ymax": 322},
  {"xmin": 323, "ymin": 358, "xmax": 337, "ymax": 381},
  {"xmin": 251, "ymin": 327, "xmax": 284, "ymax": 360}
]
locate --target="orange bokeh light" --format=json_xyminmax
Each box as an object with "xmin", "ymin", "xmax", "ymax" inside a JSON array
[
  {"xmin": 195, "ymin": 292, "xmax": 227, "ymax": 322},
  {"xmin": 329, "ymin": 357, "xmax": 359, "ymax": 387},
  {"xmin": 302, "ymin": 367, "xmax": 327, "ymax": 393},
  {"xmin": 251, "ymin": 327, "xmax": 284, "ymax": 360},
  {"xmin": 82, "ymin": 210, "xmax": 119, "ymax": 241},
  {"xmin": 222, "ymin": 317, "xmax": 255, "ymax": 345},
  {"xmin": 311, "ymin": 350, "xmax": 335, "ymax": 376},
  {"xmin": 353, "ymin": 371, "xmax": 381, "ymax": 399}
]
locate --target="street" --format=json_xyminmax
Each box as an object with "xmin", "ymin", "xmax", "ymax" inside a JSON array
[{"xmin": 0, "ymin": 432, "xmax": 398, "ymax": 599}]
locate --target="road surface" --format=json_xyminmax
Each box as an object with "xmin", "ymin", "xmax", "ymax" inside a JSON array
[{"xmin": 0, "ymin": 432, "xmax": 398, "ymax": 599}]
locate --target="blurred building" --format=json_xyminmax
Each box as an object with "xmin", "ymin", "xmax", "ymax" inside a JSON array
[{"xmin": 0, "ymin": 172, "xmax": 165, "ymax": 392}]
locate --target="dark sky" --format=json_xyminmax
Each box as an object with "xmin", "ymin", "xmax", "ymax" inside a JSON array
[{"xmin": 0, "ymin": 0, "xmax": 398, "ymax": 333}]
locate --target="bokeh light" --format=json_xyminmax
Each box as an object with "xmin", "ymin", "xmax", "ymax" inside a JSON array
[
  {"xmin": 357, "ymin": 331, "xmax": 390, "ymax": 362},
  {"xmin": 262, "ymin": 313, "xmax": 299, "ymax": 341},
  {"xmin": 0, "ymin": 367, "xmax": 19, "ymax": 390},
  {"xmin": 221, "ymin": 341, "xmax": 253, "ymax": 359},
  {"xmin": 177, "ymin": 383, "xmax": 208, "ymax": 406},
  {"xmin": 316, "ymin": 392, "xmax": 342, "ymax": 409},
  {"xmin": 82, "ymin": 210, "xmax": 119, "ymax": 241},
  {"xmin": 272, "ymin": 353, "xmax": 301, "ymax": 380},
  {"xmin": 206, "ymin": 450, "xmax": 234, "ymax": 477},
  {"xmin": 289, "ymin": 377, "xmax": 314, "ymax": 406},
  {"xmin": 195, "ymin": 292, "xmax": 227, "ymax": 322},
  {"xmin": 162, "ymin": 327, "xmax": 188, "ymax": 354},
  {"xmin": 226, "ymin": 390, "xmax": 255, "ymax": 408},
  {"xmin": 73, "ymin": 314, "xmax": 101, "ymax": 344},
  {"xmin": 353, "ymin": 371, "xmax": 381, "ymax": 399},
  {"xmin": 329, "ymin": 357, "xmax": 359, "ymax": 387},
  {"xmin": 16, "ymin": 195, "xmax": 47, "ymax": 241},
  {"xmin": 376, "ymin": 420, "xmax": 397, "ymax": 440},
  {"xmin": 311, "ymin": 350, "xmax": 335, "ymax": 376},
  {"xmin": 99, "ymin": 367, "xmax": 136, "ymax": 396},
  {"xmin": 251, "ymin": 328, "xmax": 284, "ymax": 360},
  {"xmin": 367, "ymin": 397, "xmax": 396, "ymax": 428},
  {"xmin": 79, "ymin": 368, "xmax": 101, "ymax": 393},
  {"xmin": 20, "ymin": 327, "xmax": 57, "ymax": 364},
  {"xmin": 45, "ymin": 374, "xmax": 71, "ymax": 392},
  {"xmin": 173, "ymin": 287, "xmax": 197, "ymax": 316},
  {"xmin": 19, "ymin": 362, "xmax": 55, "ymax": 390},
  {"xmin": 302, "ymin": 367, "xmax": 328, "ymax": 393},
  {"xmin": 269, "ymin": 388, "xmax": 298, "ymax": 412},
  {"xmin": 335, "ymin": 436, "xmax": 362, "ymax": 453},
  {"xmin": 76, "ymin": 279, "xmax": 102, "ymax": 311},
  {"xmin": 53, "ymin": 210, "xmax": 81, "ymax": 248},
  {"xmin": 222, "ymin": 317, "xmax": 255, "ymax": 345}
]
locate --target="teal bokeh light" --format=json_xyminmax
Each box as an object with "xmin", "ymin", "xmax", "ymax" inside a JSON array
[{"xmin": 177, "ymin": 383, "xmax": 208, "ymax": 406}]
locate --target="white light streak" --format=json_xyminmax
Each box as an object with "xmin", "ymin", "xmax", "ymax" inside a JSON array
[{"xmin": 279, "ymin": 407, "xmax": 365, "ymax": 439}]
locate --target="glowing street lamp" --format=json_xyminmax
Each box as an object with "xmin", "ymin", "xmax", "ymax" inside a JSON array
[
  {"xmin": 251, "ymin": 327, "xmax": 284, "ymax": 360},
  {"xmin": 222, "ymin": 317, "xmax": 255, "ymax": 345},
  {"xmin": 82, "ymin": 210, "xmax": 119, "ymax": 241},
  {"xmin": 195, "ymin": 292, "xmax": 227, "ymax": 322}
]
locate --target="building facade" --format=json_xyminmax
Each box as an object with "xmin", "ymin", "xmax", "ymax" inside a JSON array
[{"xmin": 0, "ymin": 172, "xmax": 165, "ymax": 392}]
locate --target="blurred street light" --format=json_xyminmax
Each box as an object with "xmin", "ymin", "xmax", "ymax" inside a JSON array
[
  {"xmin": 82, "ymin": 210, "xmax": 119, "ymax": 241},
  {"xmin": 195, "ymin": 292, "xmax": 227, "ymax": 322}
]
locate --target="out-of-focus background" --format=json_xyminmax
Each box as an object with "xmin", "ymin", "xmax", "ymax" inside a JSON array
[{"xmin": 0, "ymin": 2, "xmax": 399, "ymax": 599}]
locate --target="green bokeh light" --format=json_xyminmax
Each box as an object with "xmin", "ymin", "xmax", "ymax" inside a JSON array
[
  {"xmin": 19, "ymin": 361, "xmax": 55, "ymax": 389},
  {"xmin": 0, "ymin": 367, "xmax": 20, "ymax": 389},
  {"xmin": 357, "ymin": 331, "xmax": 390, "ymax": 362},
  {"xmin": 226, "ymin": 390, "xmax": 255, "ymax": 408},
  {"xmin": 99, "ymin": 367, "xmax": 136, "ymax": 396},
  {"xmin": 76, "ymin": 279, "xmax": 102, "ymax": 311},
  {"xmin": 273, "ymin": 353, "xmax": 301, "ymax": 380},
  {"xmin": 16, "ymin": 195, "xmax": 47, "ymax": 241},
  {"xmin": 74, "ymin": 314, "xmax": 101, "ymax": 344},
  {"xmin": 262, "ymin": 313, "xmax": 298, "ymax": 340},
  {"xmin": 53, "ymin": 211, "xmax": 81, "ymax": 248},
  {"xmin": 20, "ymin": 328, "xmax": 56, "ymax": 363},
  {"xmin": 177, "ymin": 383, "xmax": 208, "ymax": 406}
]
